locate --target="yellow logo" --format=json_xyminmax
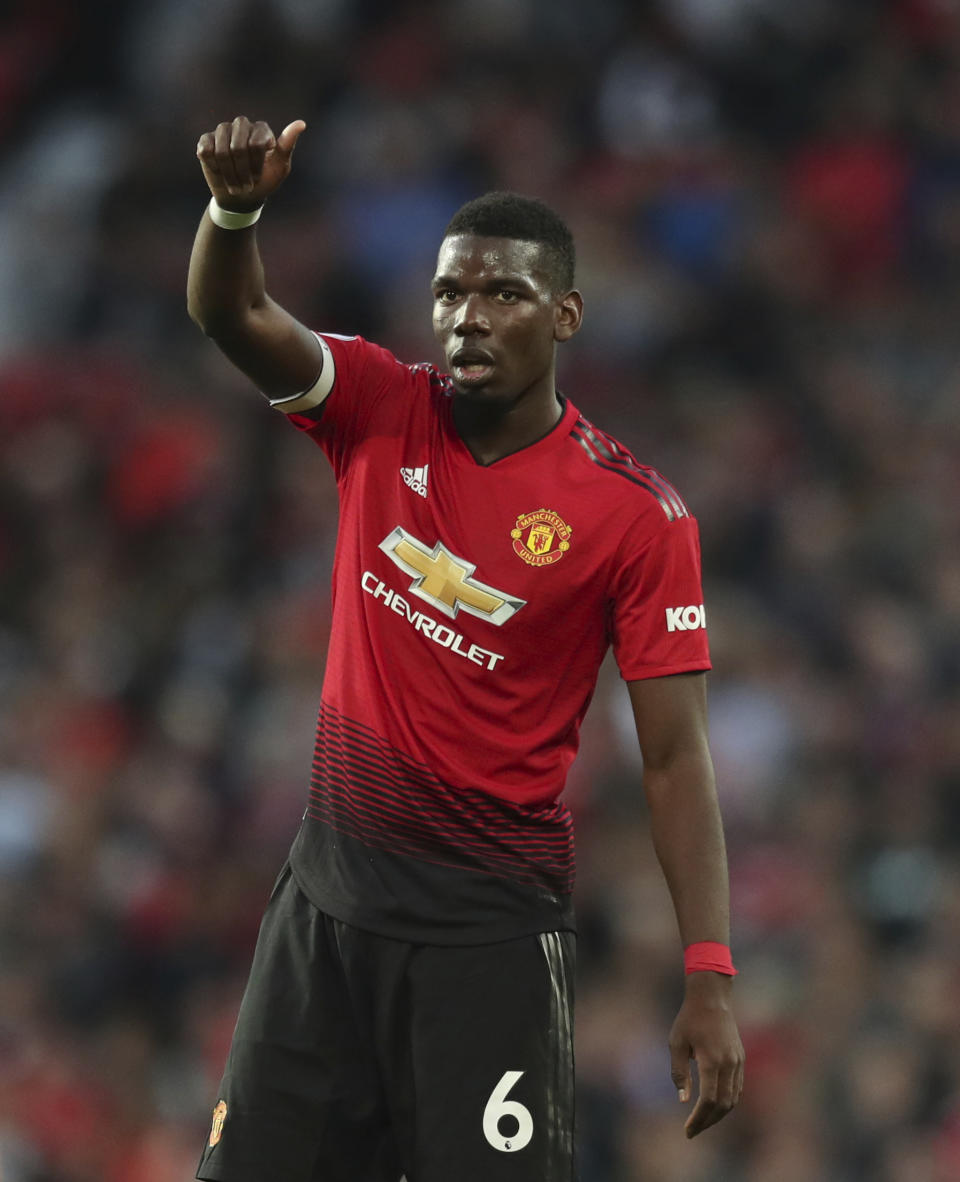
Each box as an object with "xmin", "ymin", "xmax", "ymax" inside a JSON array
[
  {"xmin": 379, "ymin": 527, "xmax": 526, "ymax": 625},
  {"xmin": 209, "ymin": 1100, "xmax": 228, "ymax": 1148},
  {"xmin": 511, "ymin": 509, "xmax": 572, "ymax": 567}
]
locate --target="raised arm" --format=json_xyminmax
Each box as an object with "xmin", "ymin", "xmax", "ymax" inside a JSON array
[
  {"xmin": 187, "ymin": 116, "xmax": 325, "ymax": 400},
  {"xmin": 628, "ymin": 671, "xmax": 745, "ymax": 1138}
]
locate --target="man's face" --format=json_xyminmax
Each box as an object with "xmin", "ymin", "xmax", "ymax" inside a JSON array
[{"xmin": 431, "ymin": 234, "xmax": 580, "ymax": 403}]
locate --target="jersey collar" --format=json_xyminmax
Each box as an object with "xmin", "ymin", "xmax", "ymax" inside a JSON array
[{"xmin": 444, "ymin": 394, "xmax": 579, "ymax": 469}]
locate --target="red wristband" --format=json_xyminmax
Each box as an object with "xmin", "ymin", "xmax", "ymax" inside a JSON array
[{"xmin": 684, "ymin": 941, "xmax": 738, "ymax": 976}]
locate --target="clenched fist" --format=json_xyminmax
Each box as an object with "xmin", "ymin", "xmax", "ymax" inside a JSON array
[{"xmin": 197, "ymin": 116, "xmax": 306, "ymax": 213}]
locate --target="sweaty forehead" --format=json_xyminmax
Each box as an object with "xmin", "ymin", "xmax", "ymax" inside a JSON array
[{"xmin": 434, "ymin": 234, "xmax": 551, "ymax": 285}]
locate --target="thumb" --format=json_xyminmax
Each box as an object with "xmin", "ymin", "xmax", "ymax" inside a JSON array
[
  {"xmin": 276, "ymin": 119, "xmax": 307, "ymax": 158},
  {"xmin": 671, "ymin": 1044, "xmax": 692, "ymax": 1103}
]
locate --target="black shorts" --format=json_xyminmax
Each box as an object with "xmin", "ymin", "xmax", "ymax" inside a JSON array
[{"xmin": 196, "ymin": 864, "xmax": 575, "ymax": 1182}]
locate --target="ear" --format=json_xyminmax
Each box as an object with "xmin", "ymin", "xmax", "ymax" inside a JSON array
[{"xmin": 554, "ymin": 290, "xmax": 583, "ymax": 343}]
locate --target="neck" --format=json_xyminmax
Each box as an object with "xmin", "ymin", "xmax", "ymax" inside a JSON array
[{"xmin": 453, "ymin": 385, "xmax": 563, "ymax": 466}]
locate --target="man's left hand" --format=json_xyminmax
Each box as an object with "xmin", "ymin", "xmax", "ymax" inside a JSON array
[{"xmin": 668, "ymin": 972, "xmax": 745, "ymax": 1138}]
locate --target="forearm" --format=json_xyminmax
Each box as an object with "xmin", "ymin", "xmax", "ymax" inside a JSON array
[
  {"xmin": 186, "ymin": 204, "xmax": 322, "ymax": 398},
  {"xmin": 643, "ymin": 748, "xmax": 731, "ymax": 948},
  {"xmin": 187, "ymin": 209, "xmax": 267, "ymax": 339}
]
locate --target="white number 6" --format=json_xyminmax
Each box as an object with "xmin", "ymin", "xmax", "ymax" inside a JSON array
[{"xmin": 482, "ymin": 1070, "xmax": 534, "ymax": 1152}]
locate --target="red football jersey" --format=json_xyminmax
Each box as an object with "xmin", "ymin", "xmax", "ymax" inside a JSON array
[{"xmin": 282, "ymin": 334, "xmax": 710, "ymax": 943}]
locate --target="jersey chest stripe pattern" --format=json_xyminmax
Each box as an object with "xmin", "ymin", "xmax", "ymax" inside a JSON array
[
  {"xmin": 572, "ymin": 417, "xmax": 690, "ymax": 522},
  {"xmin": 309, "ymin": 793, "xmax": 567, "ymax": 888},
  {"xmin": 307, "ymin": 703, "xmax": 576, "ymax": 892},
  {"xmin": 312, "ymin": 712, "xmax": 570, "ymax": 842},
  {"xmin": 312, "ymin": 721, "xmax": 574, "ymax": 858},
  {"xmin": 312, "ymin": 759, "xmax": 573, "ymax": 862},
  {"xmin": 310, "ymin": 790, "xmax": 555, "ymax": 886},
  {"xmin": 311, "ymin": 794, "xmax": 566, "ymax": 887}
]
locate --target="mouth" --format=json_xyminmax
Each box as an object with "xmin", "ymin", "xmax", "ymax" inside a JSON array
[{"xmin": 450, "ymin": 349, "xmax": 496, "ymax": 387}]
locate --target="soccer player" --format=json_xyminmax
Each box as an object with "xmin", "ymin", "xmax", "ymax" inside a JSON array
[{"xmin": 188, "ymin": 116, "xmax": 744, "ymax": 1182}]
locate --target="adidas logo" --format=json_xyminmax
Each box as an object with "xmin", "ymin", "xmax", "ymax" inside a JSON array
[{"xmin": 400, "ymin": 465, "xmax": 429, "ymax": 498}]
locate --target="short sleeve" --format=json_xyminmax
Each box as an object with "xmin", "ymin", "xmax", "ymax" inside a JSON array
[
  {"xmin": 282, "ymin": 333, "xmax": 413, "ymax": 480},
  {"xmin": 610, "ymin": 515, "xmax": 712, "ymax": 681}
]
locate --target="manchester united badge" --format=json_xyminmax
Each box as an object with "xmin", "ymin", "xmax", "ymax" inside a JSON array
[
  {"xmin": 511, "ymin": 509, "xmax": 572, "ymax": 566},
  {"xmin": 209, "ymin": 1100, "xmax": 228, "ymax": 1148}
]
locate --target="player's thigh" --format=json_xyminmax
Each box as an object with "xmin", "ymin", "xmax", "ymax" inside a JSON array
[
  {"xmin": 196, "ymin": 865, "xmax": 400, "ymax": 1182},
  {"xmin": 409, "ymin": 931, "xmax": 575, "ymax": 1182}
]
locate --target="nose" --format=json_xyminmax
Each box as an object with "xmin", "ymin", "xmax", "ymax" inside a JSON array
[{"xmin": 453, "ymin": 294, "xmax": 490, "ymax": 336}]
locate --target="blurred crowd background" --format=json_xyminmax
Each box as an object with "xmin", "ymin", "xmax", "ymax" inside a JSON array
[{"xmin": 1, "ymin": 0, "xmax": 959, "ymax": 1179}]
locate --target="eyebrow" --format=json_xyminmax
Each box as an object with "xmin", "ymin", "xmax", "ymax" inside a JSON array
[{"xmin": 430, "ymin": 274, "xmax": 538, "ymax": 292}]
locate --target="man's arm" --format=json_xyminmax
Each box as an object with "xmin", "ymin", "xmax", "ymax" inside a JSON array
[
  {"xmin": 628, "ymin": 671, "xmax": 745, "ymax": 1138},
  {"xmin": 187, "ymin": 116, "xmax": 325, "ymax": 400}
]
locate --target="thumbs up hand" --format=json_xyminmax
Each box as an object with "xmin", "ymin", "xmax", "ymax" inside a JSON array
[{"xmin": 197, "ymin": 116, "xmax": 306, "ymax": 212}]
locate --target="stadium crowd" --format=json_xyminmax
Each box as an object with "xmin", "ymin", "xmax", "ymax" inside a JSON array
[{"xmin": 1, "ymin": 1, "xmax": 959, "ymax": 1178}]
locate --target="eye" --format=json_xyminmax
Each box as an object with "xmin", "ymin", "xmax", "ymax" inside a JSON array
[
  {"xmin": 495, "ymin": 289, "xmax": 520, "ymax": 303},
  {"xmin": 435, "ymin": 289, "xmax": 459, "ymax": 304}
]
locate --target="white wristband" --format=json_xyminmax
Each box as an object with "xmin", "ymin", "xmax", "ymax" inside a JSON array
[{"xmin": 208, "ymin": 197, "xmax": 263, "ymax": 230}]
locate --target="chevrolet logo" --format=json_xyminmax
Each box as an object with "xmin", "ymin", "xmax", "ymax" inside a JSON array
[{"xmin": 378, "ymin": 527, "xmax": 526, "ymax": 625}]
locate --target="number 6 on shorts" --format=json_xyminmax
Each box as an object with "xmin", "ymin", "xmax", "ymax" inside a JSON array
[{"xmin": 482, "ymin": 1070, "xmax": 534, "ymax": 1153}]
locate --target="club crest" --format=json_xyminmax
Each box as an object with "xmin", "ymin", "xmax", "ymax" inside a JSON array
[
  {"xmin": 209, "ymin": 1100, "xmax": 228, "ymax": 1148},
  {"xmin": 511, "ymin": 509, "xmax": 572, "ymax": 567}
]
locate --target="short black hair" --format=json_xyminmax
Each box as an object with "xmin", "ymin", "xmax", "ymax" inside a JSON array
[{"xmin": 443, "ymin": 191, "xmax": 576, "ymax": 293}]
